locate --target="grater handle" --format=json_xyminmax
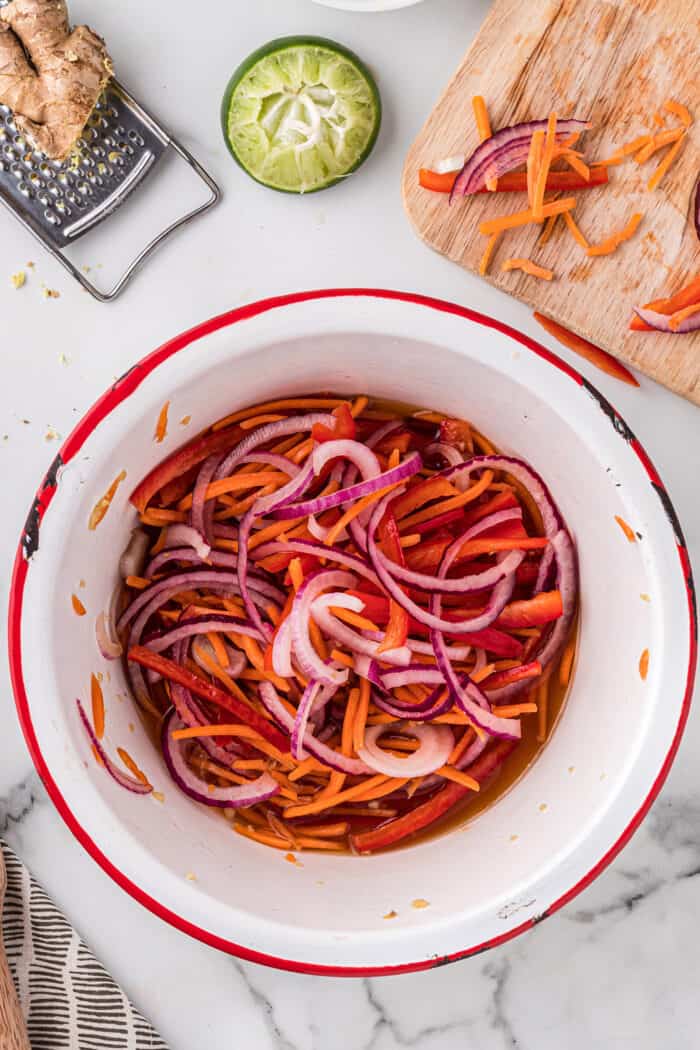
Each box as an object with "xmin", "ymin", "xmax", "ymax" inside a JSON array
[{"xmin": 55, "ymin": 136, "xmax": 220, "ymax": 302}]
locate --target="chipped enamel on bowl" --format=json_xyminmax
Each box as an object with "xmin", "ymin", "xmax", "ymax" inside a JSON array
[{"xmin": 9, "ymin": 290, "xmax": 695, "ymax": 976}]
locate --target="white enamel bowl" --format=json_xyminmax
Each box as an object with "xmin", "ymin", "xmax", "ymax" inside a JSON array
[
  {"xmin": 9, "ymin": 290, "xmax": 695, "ymax": 976},
  {"xmin": 311, "ymin": 0, "xmax": 423, "ymax": 11}
]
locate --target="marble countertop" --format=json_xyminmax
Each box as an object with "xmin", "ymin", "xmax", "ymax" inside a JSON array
[{"xmin": 2, "ymin": 0, "xmax": 699, "ymax": 1046}]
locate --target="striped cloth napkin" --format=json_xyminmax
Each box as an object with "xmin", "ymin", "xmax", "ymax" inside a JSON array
[{"xmin": 1, "ymin": 840, "xmax": 168, "ymax": 1049}]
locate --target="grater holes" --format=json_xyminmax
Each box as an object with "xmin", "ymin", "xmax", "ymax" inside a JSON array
[
  {"xmin": 17, "ymin": 180, "xmax": 32, "ymax": 198},
  {"xmin": 44, "ymin": 209, "xmax": 61, "ymax": 226},
  {"xmin": 37, "ymin": 189, "xmax": 50, "ymax": 205},
  {"xmin": 54, "ymin": 198, "xmax": 71, "ymax": 215},
  {"xmin": 117, "ymin": 141, "xmax": 134, "ymax": 156},
  {"xmin": 45, "ymin": 178, "xmax": 62, "ymax": 197},
  {"xmin": 10, "ymin": 161, "xmax": 23, "ymax": 179},
  {"xmin": 127, "ymin": 129, "xmax": 145, "ymax": 146}
]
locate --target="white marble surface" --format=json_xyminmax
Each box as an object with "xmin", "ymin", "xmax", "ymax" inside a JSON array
[{"xmin": 2, "ymin": 0, "xmax": 699, "ymax": 1046}]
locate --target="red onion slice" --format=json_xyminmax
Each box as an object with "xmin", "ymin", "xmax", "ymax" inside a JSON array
[
  {"xmin": 162, "ymin": 711, "xmax": 280, "ymax": 808},
  {"xmin": 163, "ymin": 524, "xmax": 211, "ymax": 560},
  {"xmin": 451, "ymin": 118, "xmax": 589, "ymax": 198},
  {"xmin": 191, "ymin": 454, "xmax": 220, "ymax": 542},
  {"xmin": 258, "ymin": 682, "xmax": 372, "ymax": 775},
  {"xmin": 215, "ymin": 412, "xmax": 334, "ymax": 479},
  {"xmin": 443, "ymin": 456, "xmax": 563, "ymax": 535},
  {"xmin": 251, "ymin": 538, "xmax": 380, "ymax": 588},
  {"xmin": 271, "ymin": 616, "xmax": 293, "ymax": 678},
  {"xmin": 145, "ymin": 546, "xmax": 238, "ymax": 577},
  {"xmin": 271, "ymin": 452, "xmax": 422, "ymax": 522},
  {"xmin": 119, "ymin": 528, "xmax": 150, "ymax": 579},
  {"xmin": 307, "ymin": 513, "xmax": 347, "ymax": 542},
  {"xmin": 376, "ymin": 545, "xmax": 525, "ymax": 594},
  {"xmin": 95, "ymin": 610, "xmax": 123, "ymax": 660},
  {"xmin": 632, "ymin": 305, "xmax": 700, "ymax": 334},
  {"xmin": 358, "ymin": 723, "xmax": 454, "ymax": 777},
  {"xmin": 371, "ymin": 681, "xmax": 453, "ymax": 722},
  {"xmin": 144, "ymin": 613, "xmax": 263, "ymax": 652},
  {"xmin": 379, "ymin": 665, "xmax": 446, "ymax": 689},
  {"xmin": 291, "ymin": 571, "xmax": 355, "ymax": 685},
  {"xmin": 310, "ymin": 590, "xmax": 412, "ymax": 667},
  {"xmin": 76, "ymin": 699, "xmax": 152, "ymax": 794},
  {"xmin": 291, "ymin": 680, "xmax": 321, "ymax": 760},
  {"xmin": 367, "ymin": 493, "xmax": 517, "ymax": 632},
  {"xmin": 424, "ymin": 442, "xmax": 463, "ymax": 467}
]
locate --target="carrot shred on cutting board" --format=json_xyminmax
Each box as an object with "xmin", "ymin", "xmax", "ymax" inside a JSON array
[
  {"xmin": 527, "ymin": 129, "xmax": 545, "ymax": 208},
  {"xmin": 91, "ymin": 673, "xmax": 105, "ymax": 741},
  {"xmin": 472, "ymin": 95, "xmax": 497, "ymax": 189},
  {"xmin": 479, "ymin": 196, "xmax": 576, "ymax": 236},
  {"xmin": 647, "ymin": 135, "xmax": 686, "ymax": 191},
  {"xmin": 560, "ymin": 151, "xmax": 591, "ymax": 182},
  {"xmin": 664, "ymin": 99, "xmax": 692, "ymax": 127},
  {"xmin": 532, "ymin": 113, "xmax": 558, "ymax": 221},
  {"xmin": 668, "ymin": 303, "xmax": 700, "ymax": 330},
  {"xmin": 479, "ymin": 233, "xmax": 500, "ymax": 275},
  {"xmin": 502, "ymin": 258, "xmax": 553, "ymax": 281},
  {"xmin": 533, "ymin": 312, "xmax": 639, "ymax": 386},
  {"xmin": 614, "ymin": 515, "xmax": 637, "ymax": 542},
  {"xmin": 538, "ymin": 213, "xmax": 559, "ymax": 245},
  {"xmin": 630, "ymin": 274, "xmax": 700, "ymax": 331},
  {"xmin": 563, "ymin": 210, "xmax": 590, "ymax": 249},
  {"xmin": 634, "ymin": 126, "xmax": 685, "ymax": 163},
  {"xmin": 154, "ymin": 401, "xmax": 169, "ymax": 443},
  {"xmin": 587, "ymin": 213, "xmax": 643, "ymax": 256},
  {"xmin": 592, "ymin": 135, "xmax": 652, "ymax": 167}
]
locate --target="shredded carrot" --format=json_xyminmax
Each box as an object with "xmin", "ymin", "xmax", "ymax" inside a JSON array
[
  {"xmin": 664, "ymin": 99, "xmax": 692, "ymax": 127},
  {"xmin": 351, "ymin": 395, "xmax": 369, "ymax": 417},
  {"xmin": 207, "ymin": 631, "xmax": 229, "ymax": 668},
  {"xmin": 614, "ymin": 515, "xmax": 636, "ymax": 542},
  {"xmin": 328, "ymin": 606, "xmax": 380, "ymax": 633},
  {"xmin": 668, "ymin": 303, "xmax": 700, "ymax": 331},
  {"xmin": 526, "ymin": 129, "xmax": 545, "ymax": 208},
  {"xmin": 295, "ymin": 821, "xmax": 350, "ymax": 839},
  {"xmin": 117, "ymin": 747, "xmax": 150, "ymax": 785},
  {"xmin": 634, "ymin": 126, "xmax": 684, "ymax": 164},
  {"xmin": 647, "ymin": 136, "xmax": 686, "ymax": 191},
  {"xmin": 436, "ymin": 766, "xmax": 480, "ymax": 791},
  {"xmin": 536, "ymin": 679, "xmax": 549, "ymax": 743},
  {"xmin": 90, "ymin": 673, "xmax": 105, "ymax": 740},
  {"xmin": 323, "ymin": 478, "xmax": 404, "ymax": 546},
  {"xmin": 154, "ymin": 401, "xmax": 169, "ymax": 443},
  {"xmin": 288, "ymin": 756, "xmax": 326, "ymax": 781},
  {"xmin": 587, "ymin": 213, "xmax": 643, "ymax": 256},
  {"xmin": 472, "ymin": 95, "xmax": 496, "ymax": 189},
  {"xmin": 353, "ymin": 677, "xmax": 371, "ymax": 753},
  {"xmin": 234, "ymin": 823, "xmax": 295, "ymax": 849},
  {"xmin": 479, "ymin": 232, "xmax": 501, "ymax": 276},
  {"xmin": 491, "ymin": 702, "xmax": 538, "ymax": 717},
  {"xmin": 88, "ymin": 470, "xmax": 126, "ymax": 530},
  {"xmin": 538, "ymin": 213, "xmax": 558, "ymax": 245},
  {"xmin": 309, "ymin": 618, "xmax": 328, "ymax": 662},
  {"xmin": 283, "ymin": 775, "xmax": 404, "ymax": 818},
  {"xmin": 532, "ymin": 113, "xmax": 558, "ymax": 221},
  {"xmin": 140, "ymin": 508, "xmax": 187, "ymax": 525},
  {"xmin": 71, "ymin": 593, "xmax": 86, "ymax": 616},
  {"xmin": 398, "ymin": 471, "xmax": 494, "ymax": 530},
  {"xmin": 563, "ymin": 210, "xmax": 590, "ymax": 249},
  {"xmin": 178, "ymin": 471, "xmax": 286, "ymax": 511},
  {"xmin": 560, "ymin": 151, "xmax": 590, "ymax": 182},
  {"xmin": 239, "ymin": 413, "xmax": 287, "ymax": 430},
  {"xmin": 213, "ymin": 398, "xmax": 347, "ymax": 430},
  {"xmin": 502, "ymin": 258, "xmax": 553, "ymax": 281},
  {"xmin": 288, "ymin": 556, "xmax": 304, "ymax": 592},
  {"xmin": 330, "ymin": 648, "xmax": 355, "ymax": 669},
  {"xmin": 479, "ymin": 196, "xmax": 576, "ymax": 236},
  {"xmin": 639, "ymin": 648, "xmax": 650, "ymax": 681},
  {"xmin": 559, "ymin": 638, "xmax": 576, "ymax": 687},
  {"xmin": 191, "ymin": 641, "xmax": 252, "ymax": 705}
]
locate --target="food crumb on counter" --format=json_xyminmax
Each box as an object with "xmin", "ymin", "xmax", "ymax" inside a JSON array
[
  {"xmin": 45, "ymin": 426, "xmax": 61, "ymax": 441},
  {"xmin": 42, "ymin": 286, "xmax": 60, "ymax": 299},
  {"xmin": 411, "ymin": 899, "xmax": 430, "ymax": 909},
  {"xmin": 185, "ymin": 872, "xmax": 197, "ymax": 882},
  {"xmin": 568, "ymin": 765, "xmax": 575, "ymax": 774},
  {"xmin": 152, "ymin": 791, "xmax": 165, "ymax": 803},
  {"xmin": 538, "ymin": 803, "xmax": 548, "ymax": 813},
  {"xmin": 58, "ymin": 352, "xmax": 70, "ymax": 366},
  {"xmin": 383, "ymin": 910, "xmax": 398, "ymax": 920},
  {"xmin": 285, "ymin": 852, "xmax": 303, "ymax": 866},
  {"xmin": 640, "ymin": 593, "xmax": 650, "ymax": 602},
  {"xmin": 180, "ymin": 415, "xmax": 191, "ymax": 427},
  {"xmin": 27, "ymin": 261, "xmax": 34, "ymax": 269},
  {"xmin": 10, "ymin": 270, "xmax": 25, "ymax": 289},
  {"xmin": 509, "ymin": 834, "xmax": 519, "ymax": 843}
]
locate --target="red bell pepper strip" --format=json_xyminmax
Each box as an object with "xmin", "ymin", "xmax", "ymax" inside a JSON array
[
  {"xmin": 534, "ymin": 312, "xmax": 639, "ymax": 387},
  {"xmin": 311, "ymin": 403, "xmax": 356, "ymax": 443},
  {"xmin": 481, "ymin": 660, "xmax": 542, "ymax": 691},
  {"xmin": 373, "ymin": 429, "xmax": 412, "ymax": 455},
  {"xmin": 461, "ymin": 489, "xmax": 520, "ymax": 528},
  {"xmin": 130, "ymin": 425, "xmax": 243, "ymax": 514},
  {"xmin": 127, "ymin": 646, "xmax": 288, "ymax": 752},
  {"xmin": 348, "ymin": 591, "xmax": 524, "ymax": 658},
  {"xmin": 439, "ymin": 417, "xmax": 473, "ymax": 451},
  {"xmin": 496, "ymin": 590, "xmax": 563, "ymax": 629},
  {"xmin": 376, "ymin": 510, "xmax": 409, "ymax": 653},
  {"xmin": 404, "ymin": 535, "xmax": 452, "ymax": 574},
  {"xmin": 350, "ymin": 739, "xmax": 516, "ymax": 854},
  {"xmin": 411, "ymin": 508, "xmax": 468, "ymax": 536},
  {"xmin": 418, "ymin": 166, "xmax": 609, "ymax": 195}
]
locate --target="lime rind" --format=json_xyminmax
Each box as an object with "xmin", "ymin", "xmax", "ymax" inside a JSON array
[{"xmin": 222, "ymin": 37, "xmax": 381, "ymax": 194}]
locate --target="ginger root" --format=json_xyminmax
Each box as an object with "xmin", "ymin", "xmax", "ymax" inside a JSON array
[{"xmin": 0, "ymin": 0, "xmax": 112, "ymax": 161}]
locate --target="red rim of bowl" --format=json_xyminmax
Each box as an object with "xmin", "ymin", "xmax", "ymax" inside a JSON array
[{"xmin": 8, "ymin": 288, "xmax": 697, "ymax": 976}]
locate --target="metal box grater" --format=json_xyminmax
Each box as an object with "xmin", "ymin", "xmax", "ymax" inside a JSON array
[{"xmin": 0, "ymin": 78, "xmax": 220, "ymax": 301}]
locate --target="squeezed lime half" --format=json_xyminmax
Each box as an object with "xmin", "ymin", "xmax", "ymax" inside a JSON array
[{"xmin": 221, "ymin": 36, "xmax": 381, "ymax": 194}]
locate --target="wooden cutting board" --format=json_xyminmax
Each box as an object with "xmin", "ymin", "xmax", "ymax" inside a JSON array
[{"xmin": 402, "ymin": 0, "xmax": 700, "ymax": 403}]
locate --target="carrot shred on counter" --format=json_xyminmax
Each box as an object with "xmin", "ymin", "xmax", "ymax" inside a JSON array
[
  {"xmin": 532, "ymin": 113, "xmax": 558, "ymax": 221},
  {"xmin": 71, "ymin": 593, "xmax": 86, "ymax": 616},
  {"xmin": 639, "ymin": 648, "xmax": 650, "ymax": 681},
  {"xmin": 668, "ymin": 303, "xmax": 700, "ymax": 331},
  {"xmin": 533, "ymin": 312, "xmax": 640, "ymax": 386},
  {"xmin": 614, "ymin": 515, "xmax": 637, "ymax": 542},
  {"xmin": 117, "ymin": 747, "xmax": 150, "ymax": 786},
  {"xmin": 502, "ymin": 258, "xmax": 553, "ymax": 281},
  {"xmin": 664, "ymin": 99, "xmax": 692, "ymax": 127},
  {"xmin": 154, "ymin": 401, "xmax": 169, "ymax": 443},
  {"xmin": 88, "ymin": 470, "xmax": 126, "ymax": 530},
  {"xmin": 479, "ymin": 196, "xmax": 576, "ymax": 236},
  {"xmin": 587, "ymin": 213, "xmax": 643, "ymax": 256},
  {"xmin": 647, "ymin": 136, "xmax": 686, "ymax": 191},
  {"xmin": 479, "ymin": 233, "xmax": 501, "ymax": 276},
  {"xmin": 90, "ymin": 673, "xmax": 105, "ymax": 741},
  {"xmin": 563, "ymin": 211, "xmax": 590, "ymax": 249}
]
